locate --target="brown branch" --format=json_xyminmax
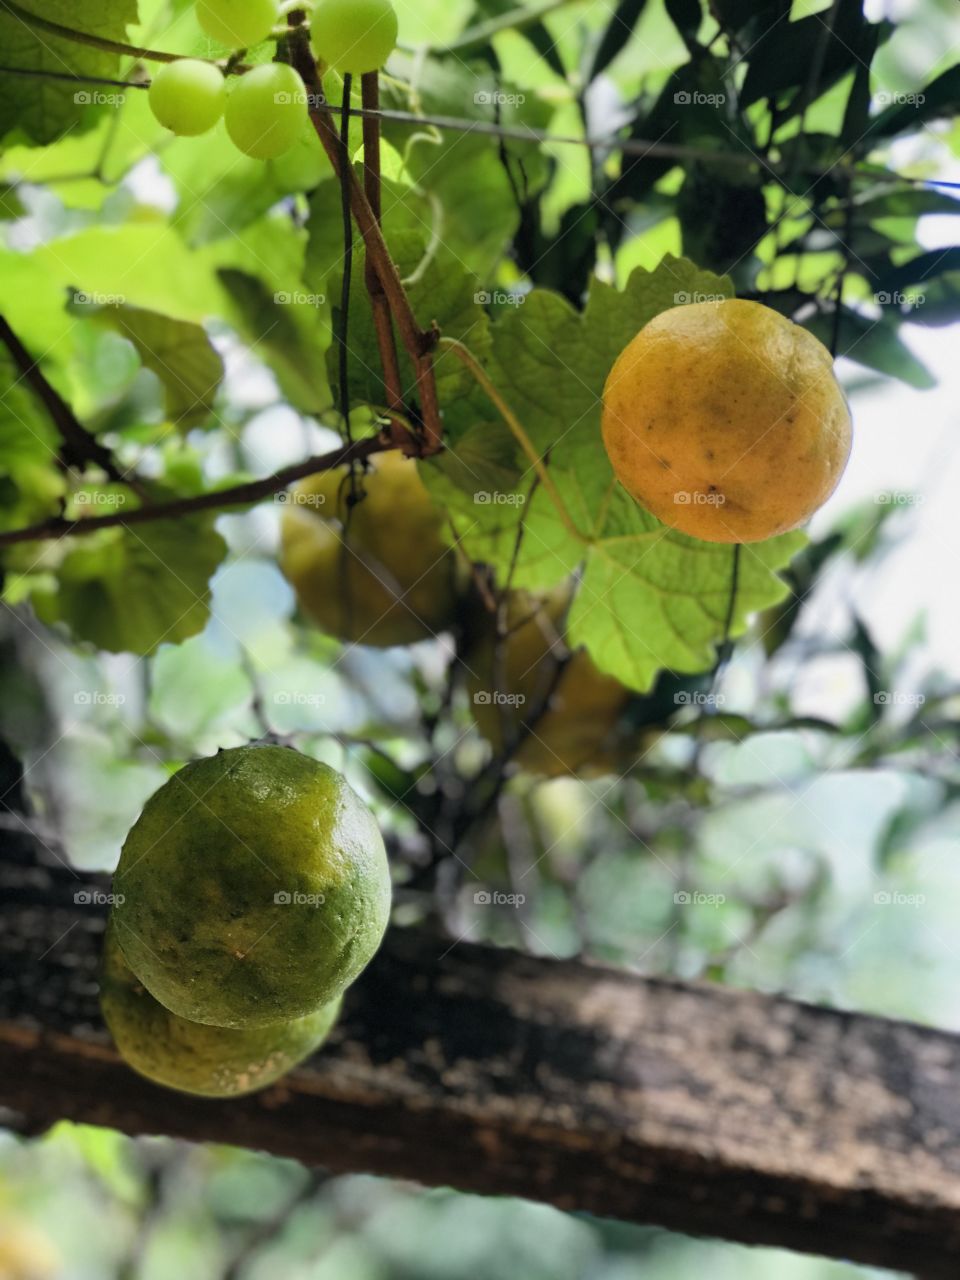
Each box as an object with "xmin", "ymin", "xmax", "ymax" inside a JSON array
[
  {"xmin": 286, "ymin": 32, "xmax": 443, "ymax": 455},
  {"xmin": 6, "ymin": 849, "xmax": 960, "ymax": 1277},
  {"xmin": 0, "ymin": 433, "xmax": 392, "ymax": 547},
  {"xmin": 0, "ymin": 314, "xmax": 137, "ymax": 489},
  {"xmin": 361, "ymin": 71, "xmax": 407, "ymax": 451}
]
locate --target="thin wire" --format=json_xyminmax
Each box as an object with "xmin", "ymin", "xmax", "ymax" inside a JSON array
[{"xmin": 1, "ymin": 63, "xmax": 957, "ymax": 190}]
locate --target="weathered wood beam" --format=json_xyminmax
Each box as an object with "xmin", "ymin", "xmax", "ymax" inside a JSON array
[{"xmin": 2, "ymin": 847, "xmax": 960, "ymax": 1276}]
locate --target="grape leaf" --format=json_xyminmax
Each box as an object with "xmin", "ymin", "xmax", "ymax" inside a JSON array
[
  {"xmin": 165, "ymin": 124, "xmax": 328, "ymax": 247},
  {"xmin": 0, "ymin": 225, "xmax": 231, "ymax": 370},
  {"xmin": 217, "ymin": 269, "xmax": 331, "ymax": 415},
  {"xmin": 381, "ymin": 54, "xmax": 553, "ymax": 279},
  {"xmin": 568, "ymin": 493, "xmax": 806, "ymax": 691},
  {"xmin": 0, "ymin": 183, "xmax": 25, "ymax": 218},
  {"xmin": 32, "ymin": 512, "xmax": 228, "ymax": 655},
  {"xmin": 0, "ymin": 0, "xmax": 139, "ymax": 146},
  {"xmin": 85, "ymin": 302, "xmax": 224, "ymax": 428},
  {"xmin": 0, "ymin": 350, "xmax": 66, "ymax": 532},
  {"xmin": 426, "ymin": 255, "xmax": 807, "ymax": 689}
]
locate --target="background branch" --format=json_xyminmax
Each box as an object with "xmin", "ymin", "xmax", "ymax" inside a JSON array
[
  {"xmin": 0, "ymin": 433, "xmax": 393, "ymax": 547},
  {"xmin": 0, "ymin": 315, "xmax": 142, "ymax": 493},
  {"xmin": 4, "ymin": 848, "xmax": 960, "ymax": 1279}
]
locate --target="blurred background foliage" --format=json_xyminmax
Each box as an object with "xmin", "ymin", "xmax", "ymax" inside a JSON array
[{"xmin": 1, "ymin": 0, "xmax": 959, "ymax": 1274}]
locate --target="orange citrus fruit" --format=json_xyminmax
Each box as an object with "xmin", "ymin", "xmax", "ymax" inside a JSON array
[{"xmin": 601, "ymin": 298, "xmax": 852, "ymax": 543}]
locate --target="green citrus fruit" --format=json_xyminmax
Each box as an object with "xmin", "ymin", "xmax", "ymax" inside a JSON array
[
  {"xmin": 465, "ymin": 589, "xmax": 635, "ymax": 778},
  {"xmin": 280, "ymin": 451, "xmax": 464, "ymax": 647},
  {"xmin": 100, "ymin": 920, "xmax": 341, "ymax": 1097},
  {"xmin": 112, "ymin": 745, "xmax": 390, "ymax": 1028},
  {"xmin": 601, "ymin": 298, "xmax": 852, "ymax": 543}
]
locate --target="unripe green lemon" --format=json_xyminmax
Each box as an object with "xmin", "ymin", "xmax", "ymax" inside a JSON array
[
  {"xmin": 148, "ymin": 60, "xmax": 226, "ymax": 136},
  {"xmin": 310, "ymin": 0, "xmax": 398, "ymax": 75},
  {"xmin": 112, "ymin": 745, "xmax": 390, "ymax": 1028},
  {"xmin": 601, "ymin": 298, "xmax": 852, "ymax": 543},
  {"xmin": 280, "ymin": 451, "xmax": 464, "ymax": 647},
  {"xmin": 101, "ymin": 920, "xmax": 341, "ymax": 1097}
]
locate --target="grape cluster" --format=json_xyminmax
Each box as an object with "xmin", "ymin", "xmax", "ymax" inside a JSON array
[{"xmin": 146, "ymin": 0, "xmax": 398, "ymax": 160}]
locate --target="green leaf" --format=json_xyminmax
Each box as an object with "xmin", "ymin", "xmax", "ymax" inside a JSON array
[
  {"xmin": 568, "ymin": 501, "xmax": 805, "ymax": 691},
  {"xmin": 33, "ymin": 512, "xmax": 228, "ymax": 655},
  {"xmin": 874, "ymin": 247, "xmax": 960, "ymax": 295},
  {"xmin": 0, "ymin": 349, "xmax": 66, "ymax": 532},
  {"xmin": 0, "ymin": 182, "xmax": 25, "ymax": 218},
  {"xmin": 0, "ymin": 0, "xmax": 139, "ymax": 146},
  {"xmin": 866, "ymin": 66, "xmax": 960, "ymax": 139},
  {"xmin": 428, "ymin": 255, "xmax": 808, "ymax": 689},
  {"xmin": 853, "ymin": 187, "xmax": 960, "ymax": 221},
  {"xmin": 806, "ymin": 305, "xmax": 935, "ymax": 389},
  {"xmin": 85, "ymin": 302, "xmax": 224, "ymax": 429},
  {"xmin": 740, "ymin": 3, "xmax": 890, "ymax": 117},
  {"xmin": 710, "ymin": 0, "xmax": 789, "ymax": 37},
  {"xmin": 217, "ymin": 269, "xmax": 331, "ymax": 415},
  {"xmin": 470, "ymin": 0, "xmax": 566, "ymax": 79},
  {"xmin": 611, "ymin": 57, "xmax": 740, "ymax": 206},
  {"xmin": 380, "ymin": 55, "xmax": 552, "ymax": 278},
  {"xmin": 164, "ymin": 123, "xmax": 328, "ymax": 247},
  {"xmin": 665, "ymin": 0, "xmax": 701, "ymax": 44},
  {"xmin": 588, "ymin": 0, "xmax": 648, "ymax": 79},
  {"xmin": 0, "ymin": 225, "xmax": 231, "ymax": 367}
]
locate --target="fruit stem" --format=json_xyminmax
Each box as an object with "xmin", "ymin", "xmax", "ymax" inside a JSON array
[{"xmin": 438, "ymin": 337, "xmax": 589, "ymax": 547}]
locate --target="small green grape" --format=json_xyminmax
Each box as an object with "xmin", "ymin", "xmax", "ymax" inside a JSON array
[
  {"xmin": 310, "ymin": 0, "xmax": 398, "ymax": 75},
  {"xmin": 225, "ymin": 63, "xmax": 309, "ymax": 160},
  {"xmin": 196, "ymin": 0, "xmax": 278, "ymax": 49},
  {"xmin": 148, "ymin": 60, "xmax": 226, "ymax": 136}
]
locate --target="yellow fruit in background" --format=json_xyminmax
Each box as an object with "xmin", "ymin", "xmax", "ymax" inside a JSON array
[
  {"xmin": 280, "ymin": 452, "xmax": 463, "ymax": 647},
  {"xmin": 465, "ymin": 589, "xmax": 634, "ymax": 778},
  {"xmin": 0, "ymin": 1219, "xmax": 60, "ymax": 1280},
  {"xmin": 601, "ymin": 298, "xmax": 852, "ymax": 543}
]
